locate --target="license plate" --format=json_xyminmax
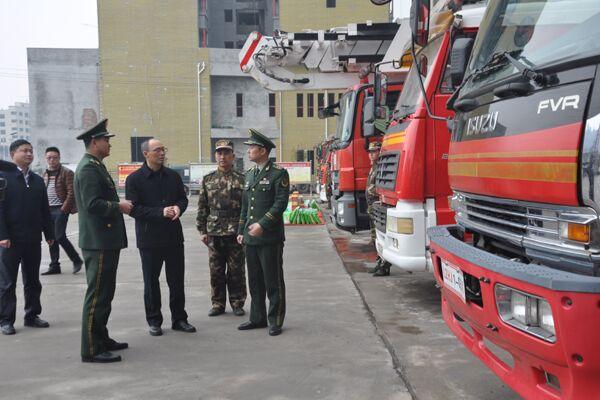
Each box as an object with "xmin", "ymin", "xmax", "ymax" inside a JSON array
[{"xmin": 441, "ymin": 260, "xmax": 466, "ymax": 303}]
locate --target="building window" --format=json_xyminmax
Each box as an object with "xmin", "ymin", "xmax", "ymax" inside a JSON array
[
  {"xmin": 11, "ymin": 119, "xmax": 16, "ymax": 123},
  {"xmin": 327, "ymin": 93, "xmax": 335, "ymax": 106},
  {"xmin": 268, "ymin": 93, "xmax": 276, "ymax": 117},
  {"xmin": 225, "ymin": 41, "xmax": 234, "ymax": 49},
  {"xmin": 236, "ymin": 40, "xmax": 246, "ymax": 49},
  {"xmin": 224, "ymin": 9, "xmax": 233, "ymax": 22},
  {"xmin": 296, "ymin": 93, "xmax": 304, "ymax": 117},
  {"xmin": 25, "ymin": 128, "xmax": 29, "ymax": 132},
  {"xmin": 237, "ymin": 10, "xmax": 263, "ymax": 35},
  {"xmin": 24, "ymin": 113, "xmax": 28, "ymax": 117},
  {"xmin": 0, "ymin": 122, "xmax": 4, "ymax": 127},
  {"xmin": 307, "ymin": 93, "xmax": 314, "ymax": 117},
  {"xmin": 326, "ymin": 0, "xmax": 336, "ymax": 7},
  {"xmin": 318, "ymin": 93, "xmax": 325, "ymax": 111},
  {"xmin": 236, "ymin": 93, "xmax": 243, "ymax": 117},
  {"xmin": 0, "ymin": 114, "xmax": 4, "ymax": 119},
  {"xmin": 18, "ymin": 112, "xmax": 22, "ymax": 116}
]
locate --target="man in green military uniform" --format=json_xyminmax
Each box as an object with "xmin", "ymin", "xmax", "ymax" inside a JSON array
[
  {"xmin": 197, "ymin": 139, "xmax": 247, "ymax": 317},
  {"xmin": 365, "ymin": 141, "xmax": 391, "ymax": 277},
  {"xmin": 236, "ymin": 129, "xmax": 289, "ymax": 336},
  {"xmin": 74, "ymin": 119, "xmax": 132, "ymax": 363}
]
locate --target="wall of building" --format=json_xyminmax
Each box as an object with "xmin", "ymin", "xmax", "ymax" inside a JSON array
[
  {"xmin": 98, "ymin": 0, "xmax": 207, "ymax": 172},
  {"xmin": 202, "ymin": 0, "xmax": 275, "ymax": 49},
  {"xmin": 279, "ymin": 0, "xmax": 389, "ymax": 32},
  {"xmin": 27, "ymin": 48, "xmax": 99, "ymax": 168}
]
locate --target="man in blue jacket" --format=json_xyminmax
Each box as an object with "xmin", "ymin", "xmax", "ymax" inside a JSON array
[{"xmin": 0, "ymin": 139, "xmax": 55, "ymax": 335}]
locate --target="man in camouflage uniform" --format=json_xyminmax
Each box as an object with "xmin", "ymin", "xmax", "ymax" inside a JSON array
[
  {"xmin": 197, "ymin": 140, "xmax": 247, "ymax": 317},
  {"xmin": 366, "ymin": 141, "xmax": 391, "ymax": 277}
]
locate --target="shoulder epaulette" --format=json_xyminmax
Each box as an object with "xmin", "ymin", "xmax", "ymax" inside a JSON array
[
  {"xmin": 272, "ymin": 164, "xmax": 281, "ymax": 170},
  {"xmin": 89, "ymin": 159, "xmax": 100, "ymax": 165}
]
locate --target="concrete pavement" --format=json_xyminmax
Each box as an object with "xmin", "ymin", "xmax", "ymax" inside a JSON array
[{"xmin": 0, "ymin": 203, "xmax": 410, "ymax": 400}]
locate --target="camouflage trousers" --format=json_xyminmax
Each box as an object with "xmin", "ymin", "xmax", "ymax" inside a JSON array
[
  {"xmin": 208, "ymin": 235, "xmax": 247, "ymax": 310},
  {"xmin": 367, "ymin": 203, "xmax": 376, "ymax": 243}
]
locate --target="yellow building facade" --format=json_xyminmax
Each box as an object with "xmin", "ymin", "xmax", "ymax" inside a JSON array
[{"xmin": 97, "ymin": 0, "xmax": 389, "ymax": 171}]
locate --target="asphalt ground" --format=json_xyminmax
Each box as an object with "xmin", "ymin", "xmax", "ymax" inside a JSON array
[
  {"xmin": 324, "ymin": 210, "xmax": 522, "ymax": 400},
  {"xmin": 0, "ymin": 199, "xmax": 410, "ymax": 400}
]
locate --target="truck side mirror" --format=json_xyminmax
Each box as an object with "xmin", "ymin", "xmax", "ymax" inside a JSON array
[
  {"xmin": 363, "ymin": 97, "xmax": 375, "ymax": 138},
  {"xmin": 410, "ymin": 0, "xmax": 431, "ymax": 47},
  {"xmin": 318, "ymin": 104, "xmax": 339, "ymax": 119},
  {"xmin": 450, "ymin": 37, "xmax": 474, "ymax": 88}
]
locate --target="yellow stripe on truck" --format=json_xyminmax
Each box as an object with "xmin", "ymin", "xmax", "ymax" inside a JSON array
[{"xmin": 448, "ymin": 161, "xmax": 577, "ymax": 183}]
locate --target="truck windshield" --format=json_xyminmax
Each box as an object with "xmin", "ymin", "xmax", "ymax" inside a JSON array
[
  {"xmin": 335, "ymin": 91, "xmax": 356, "ymax": 144},
  {"xmin": 463, "ymin": 0, "xmax": 600, "ymax": 95},
  {"xmin": 393, "ymin": 35, "xmax": 444, "ymax": 121}
]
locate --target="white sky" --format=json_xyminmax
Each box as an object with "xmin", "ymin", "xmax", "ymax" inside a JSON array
[
  {"xmin": 0, "ymin": 0, "xmax": 98, "ymax": 109},
  {"xmin": 0, "ymin": 0, "xmax": 407, "ymax": 110}
]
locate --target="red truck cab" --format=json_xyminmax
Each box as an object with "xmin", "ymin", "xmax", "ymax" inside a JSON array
[
  {"xmin": 428, "ymin": 1, "xmax": 600, "ymax": 398},
  {"xmin": 372, "ymin": 3, "xmax": 484, "ymax": 271},
  {"xmin": 328, "ymin": 83, "xmax": 401, "ymax": 231}
]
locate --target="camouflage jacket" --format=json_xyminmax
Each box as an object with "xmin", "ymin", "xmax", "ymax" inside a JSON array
[
  {"xmin": 366, "ymin": 160, "xmax": 378, "ymax": 205},
  {"xmin": 196, "ymin": 168, "xmax": 245, "ymax": 236}
]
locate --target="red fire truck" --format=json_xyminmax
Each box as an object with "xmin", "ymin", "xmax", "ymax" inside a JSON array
[
  {"xmin": 427, "ymin": 0, "xmax": 600, "ymax": 398},
  {"xmin": 239, "ymin": 22, "xmax": 409, "ymax": 231},
  {"xmin": 371, "ymin": 0, "xmax": 485, "ymax": 270}
]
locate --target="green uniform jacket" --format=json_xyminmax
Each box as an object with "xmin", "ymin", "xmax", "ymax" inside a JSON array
[
  {"xmin": 74, "ymin": 153, "xmax": 127, "ymax": 250},
  {"xmin": 237, "ymin": 160, "xmax": 290, "ymax": 246}
]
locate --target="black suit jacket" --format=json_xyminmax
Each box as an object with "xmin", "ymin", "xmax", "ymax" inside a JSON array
[{"xmin": 0, "ymin": 169, "xmax": 54, "ymax": 243}]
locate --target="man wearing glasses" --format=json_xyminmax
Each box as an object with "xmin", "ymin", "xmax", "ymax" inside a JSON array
[{"xmin": 125, "ymin": 138, "xmax": 195, "ymax": 337}]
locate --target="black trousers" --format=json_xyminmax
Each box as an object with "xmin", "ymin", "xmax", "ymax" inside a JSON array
[
  {"xmin": 139, "ymin": 245, "xmax": 187, "ymax": 326},
  {"xmin": 49, "ymin": 206, "xmax": 82, "ymax": 269},
  {"xmin": 0, "ymin": 242, "xmax": 42, "ymax": 325}
]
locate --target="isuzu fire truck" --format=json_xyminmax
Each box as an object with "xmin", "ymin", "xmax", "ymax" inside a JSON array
[
  {"xmin": 371, "ymin": 0, "xmax": 486, "ymax": 271},
  {"xmin": 426, "ymin": 0, "xmax": 600, "ymax": 398},
  {"xmin": 239, "ymin": 22, "xmax": 410, "ymax": 231}
]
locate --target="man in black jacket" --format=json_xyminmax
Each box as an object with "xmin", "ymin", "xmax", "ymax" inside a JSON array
[
  {"xmin": 125, "ymin": 139, "xmax": 195, "ymax": 336},
  {"xmin": 0, "ymin": 140, "xmax": 55, "ymax": 335}
]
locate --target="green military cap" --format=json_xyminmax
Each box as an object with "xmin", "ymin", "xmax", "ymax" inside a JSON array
[
  {"xmin": 244, "ymin": 128, "xmax": 276, "ymax": 150},
  {"xmin": 215, "ymin": 139, "xmax": 234, "ymax": 151},
  {"xmin": 367, "ymin": 141, "xmax": 382, "ymax": 152},
  {"xmin": 76, "ymin": 118, "xmax": 115, "ymax": 141}
]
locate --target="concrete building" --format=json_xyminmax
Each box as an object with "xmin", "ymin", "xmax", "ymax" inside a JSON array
[
  {"xmin": 97, "ymin": 0, "xmax": 389, "ymax": 172},
  {"xmin": 199, "ymin": 0, "xmax": 277, "ymax": 49},
  {"xmin": 0, "ymin": 102, "xmax": 30, "ymax": 159},
  {"xmin": 27, "ymin": 48, "xmax": 100, "ymax": 169}
]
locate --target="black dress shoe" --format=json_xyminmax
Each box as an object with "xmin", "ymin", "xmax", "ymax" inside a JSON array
[
  {"xmin": 1, "ymin": 323, "xmax": 15, "ymax": 335},
  {"xmin": 24, "ymin": 317, "xmax": 49, "ymax": 328},
  {"xmin": 208, "ymin": 307, "xmax": 225, "ymax": 317},
  {"xmin": 172, "ymin": 320, "xmax": 196, "ymax": 333},
  {"xmin": 72, "ymin": 261, "xmax": 83, "ymax": 274},
  {"xmin": 149, "ymin": 325, "xmax": 163, "ymax": 336},
  {"xmin": 233, "ymin": 307, "xmax": 245, "ymax": 316},
  {"xmin": 238, "ymin": 321, "xmax": 267, "ymax": 330},
  {"xmin": 269, "ymin": 326, "xmax": 282, "ymax": 336},
  {"xmin": 41, "ymin": 268, "xmax": 61, "ymax": 276},
  {"xmin": 82, "ymin": 351, "xmax": 121, "ymax": 363},
  {"xmin": 106, "ymin": 338, "xmax": 128, "ymax": 351}
]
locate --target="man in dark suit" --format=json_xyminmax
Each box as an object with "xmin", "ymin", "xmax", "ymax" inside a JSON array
[
  {"xmin": 126, "ymin": 138, "xmax": 196, "ymax": 337},
  {"xmin": 237, "ymin": 129, "xmax": 290, "ymax": 336},
  {"xmin": 74, "ymin": 119, "xmax": 132, "ymax": 363},
  {"xmin": 0, "ymin": 139, "xmax": 55, "ymax": 335}
]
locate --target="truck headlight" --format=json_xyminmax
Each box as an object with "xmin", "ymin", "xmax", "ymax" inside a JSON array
[
  {"xmin": 337, "ymin": 202, "xmax": 344, "ymax": 216},
  {"xmin": 495, "ymin": 284, "xmax": 556, "ymax": 343},
  {"xmin": 386, "ymin": 216, "xmax": 414, "ymax": 234}
]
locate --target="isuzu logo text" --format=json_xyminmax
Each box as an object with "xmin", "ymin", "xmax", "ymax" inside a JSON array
[
  {"xmin": 466, "ymin": 111, "xmax": 499, "ymax": 136},
  {"xmin": 537, "ymin": 95, "xmax": 579, "ymax": 114}
]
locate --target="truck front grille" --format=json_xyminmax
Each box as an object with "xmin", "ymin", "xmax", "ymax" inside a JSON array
[
  {"xmin": 376, "ymin": 152, "xmax": 399, "ymax": 191},
  {"xmin": 372, "ymin": 201, "xmax": 389, "ymax": 232}
]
